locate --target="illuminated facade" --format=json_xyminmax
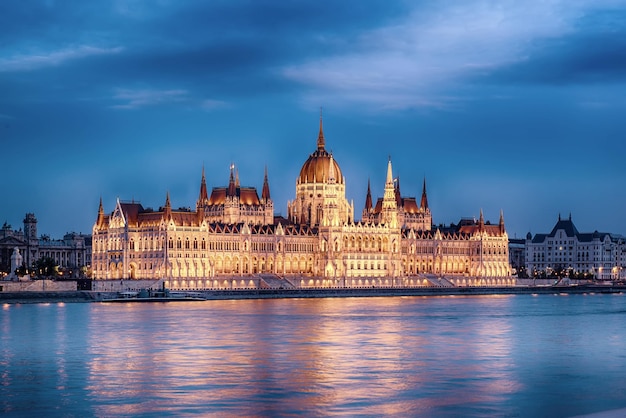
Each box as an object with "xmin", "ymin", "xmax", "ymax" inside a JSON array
[
  {"xmin": 525, "ymin": 214, "xmax": 626, "ymax": 281},
  {"xmin": 92, "ymin": 118, "xmax": 512, "ymax": 289}
]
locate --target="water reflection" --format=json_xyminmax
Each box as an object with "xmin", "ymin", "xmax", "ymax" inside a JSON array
[
  {"xmin": 82, "ymin": 296, "xmax": 526, "ymax": 416},
  {"xmin": 3, "ymin": 294, "xmax": 626, "ymax": 417}
]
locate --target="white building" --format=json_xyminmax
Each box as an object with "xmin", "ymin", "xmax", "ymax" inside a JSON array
[{"xmin": 526, "ymin": 214, "xmax": 625, "ymax": 281}]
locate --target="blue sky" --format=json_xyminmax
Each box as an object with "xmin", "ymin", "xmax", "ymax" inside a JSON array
[{"xmin": 1, "ymin": 0, "xmax": 625, "ymax": 239}]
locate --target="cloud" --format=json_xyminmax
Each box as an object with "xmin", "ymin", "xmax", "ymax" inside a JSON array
[
  {"xmin": 0, "ymin": 45, "xmax": 123, "ymax": 72},
  {"xmin": 111, "ymin": 88, "xmax": 189, "ymax": 109},
  {"xmin": 110, "ymin": 87, "xmax": 228, "ymax": 110},
  {"xmin": 281, "ymin": 1, "xmax": 623, "ymax": 109},
  {"xmin": 483, "ymin": 31, "xmax": 626, "ymax": 85}
]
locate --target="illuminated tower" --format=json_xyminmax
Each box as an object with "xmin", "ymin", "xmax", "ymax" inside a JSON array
[
  {"xmin": 381, "ymin": 157, "xmax": 398, "ymax": 228},
  {"xmin": 288, "ymin": 113, "xmax": 354, "ymax": 226}
]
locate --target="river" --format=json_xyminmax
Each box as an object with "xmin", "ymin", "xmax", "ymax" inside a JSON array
[{"xmin": 2, "ymin": 293, "xmax": 626, "ymax": 417}]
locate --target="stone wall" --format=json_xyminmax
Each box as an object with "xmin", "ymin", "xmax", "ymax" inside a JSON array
[{"xmin": 0, "ymin": 280, "xmax": 77, "ymax": 292}]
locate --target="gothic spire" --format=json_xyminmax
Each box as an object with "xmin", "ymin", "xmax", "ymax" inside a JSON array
[
  {"xmin": 394, "ymin": 175, "xmax": 402, "ymax": 206},
  {"xmin": 420, "ymin": 177, "xmax": 429, "ymax": 210},
  {"xmin": 499, "ymin": 209, "xmax": 505, "ymax": 233},
  {"xmin": 364, "ymin": 178, "xmax": 373, "ymax": 212},
  {"xmin": 97, "ymin": 197, "xmax": 105, "ymax": 227},
  {"xmin": 228, "ymin": 163, "xmax": 236, "ymax": 197},
  {"xmin": 163, "ymin": 191, "xmax": 172, "ymax": 220},
  {"xmin": 261, "ymin": 166, "xmax": 271, "ymax": 201},
  {"xmin": 198, "ymin": 165, "xmax": 208, "ymax": 206},
  {"xmin": 317, "ymin": 107, "xmax": 325, "ymax": 150},
  {"xmin": 385, "ymin": 156, "xmax": 394, "ymax": 186}
]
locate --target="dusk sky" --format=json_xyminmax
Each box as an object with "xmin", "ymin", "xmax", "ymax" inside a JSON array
[{"xmin": 1, "ymin": 1, "xmax": 625, "ymax": 239}]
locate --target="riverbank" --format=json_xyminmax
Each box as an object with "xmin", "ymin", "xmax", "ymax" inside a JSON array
[
  {"xmin": 1, "ymin": 284, "xmax": 624, "ymax": 304},
  {"xmin": 0, "ymin": 291, "xmax": 98, "ymax": 304}
]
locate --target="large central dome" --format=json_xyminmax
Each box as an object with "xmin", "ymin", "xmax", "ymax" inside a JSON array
[{"xmin": 297, "ymin": 118, "xmax": 344, "ymax": 185}]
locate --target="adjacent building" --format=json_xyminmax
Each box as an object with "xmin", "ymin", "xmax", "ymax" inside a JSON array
[
  {"xmin": 0, "ymin": 214, "xmax": 92, "ymax": 278},
  {"xmin": 508, "ymin": 238, "xmax": 526, "ymax": 276},
  {"xmin": 525, "ymin": 214, "xmax": 625, "ymax": 281},
  {"xmin": 92, "ymin": 118, "xmax": 512, "ymax": 289}
]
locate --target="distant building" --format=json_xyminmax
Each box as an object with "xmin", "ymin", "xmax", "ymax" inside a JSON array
[
  {"xmin": 525, "ymin": 214, "xmax": 625, "ymax": 281},
  {"xmin": 0, "ymin": 214, "xmax": 92, "ymax": 278},
  {"xmin": 508, "ymin": 238, "xmax": 525, "ymax": 276},
  {"xmin": 92, "ymin": 117, "xmax": 512, "ymax": 289}
]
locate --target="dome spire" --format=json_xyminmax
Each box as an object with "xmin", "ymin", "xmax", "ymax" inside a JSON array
[{"xmin": 317, "ymin": 107, "xmax": 325, "ymax": 150}]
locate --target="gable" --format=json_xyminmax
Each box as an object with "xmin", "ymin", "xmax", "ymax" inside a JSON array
[{"xmin": 0, "ymin": 236, "xmax": 26, "ymax": 246}]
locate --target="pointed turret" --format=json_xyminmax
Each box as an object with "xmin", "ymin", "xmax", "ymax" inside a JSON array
[
  {"xmin": 499, "ymin": 209, "xmax": 505, "ymax": 234},
  {"xmin": 96, "ymin": 197, "xmax": 105, "ymax": 227},
  {"xmin": 420, "ymin": 177, "xmax": 429, "ymax": 210},
  {"xmin": 385, "ymin": 156, "xmax": 394, "ymax": 187},
  {"xmin": 163, "ymin": 192, "xmax": 172, "ymax": 220},
  {"xmin": 364, "ymin": 179, "xmax": 373, "ymax": 212},
  {"xmin": 227, "ymin": 164, "xmax": 236, "ymax": 197},
  {"xmin": 382, "ymin": 157, "xmax": 396, "ymax": 206},
  {"xmin": 479, "ymin": 208, "xmax": 484, "ymax": 230},
  {"xmin": 328, "ymin": 154, "xmax": 336, "ymax": 183},
  {"xmin": 197, "ymin": 166, "xmax": 208, "ymax": 207},
  {"xmin": 382, "ymin": 157, "xmax": 398, "ymax": 226},
  {"xmin": 235, "ymin": 169, "xmax": 240, "ymax": 188},
  {"xmin": 317, "ymin": 108, "xmax": 325, "ymax": 150},
  {"xmin": 394, "ymin": 176, "xmax": 402, "ymax": 206},
  {"xmin": 262, "ymin": 166, "xmax": 271, "ymax": 201}
]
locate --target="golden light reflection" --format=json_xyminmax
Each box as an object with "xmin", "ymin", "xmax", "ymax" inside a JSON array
[
  {"xmin": 81, "ymin": 296, "xmax": 528, "ymax": 416},
  {"xmin": 5, "ymin": 294, "xmax": 626, "ymax": 416}
]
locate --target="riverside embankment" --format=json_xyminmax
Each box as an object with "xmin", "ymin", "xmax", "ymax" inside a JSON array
[{"xmin": 1, "ymin": 284, "xmax": 624, "ymax": 304}]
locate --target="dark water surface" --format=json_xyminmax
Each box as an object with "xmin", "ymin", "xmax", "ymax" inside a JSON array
[{"xmin": 2, "ymin": 293, "xmax": 626, "ymax": 417}]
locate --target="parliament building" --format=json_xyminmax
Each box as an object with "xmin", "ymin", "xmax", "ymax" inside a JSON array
[{"xmin": 92, "ymin": 118, "xmax": 512, "ymax": 289}]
